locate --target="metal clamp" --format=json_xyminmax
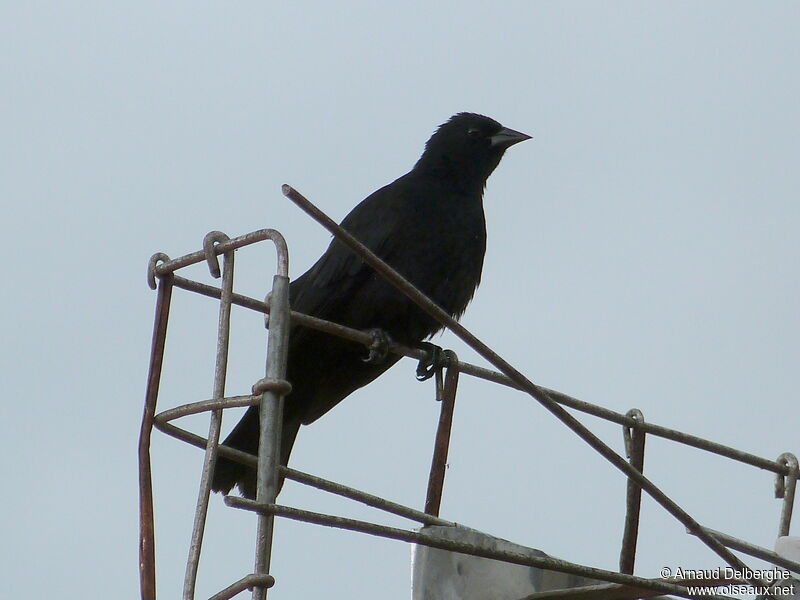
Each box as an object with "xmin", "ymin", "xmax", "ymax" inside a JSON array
[{"xmin": 776, "ymin": 453, "xmax": 799, "ymax": 537}]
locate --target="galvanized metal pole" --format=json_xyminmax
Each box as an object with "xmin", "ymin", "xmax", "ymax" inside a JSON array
[{"xmin": 252, "ymin": 273, "xmax": 291, "ymax": 600}]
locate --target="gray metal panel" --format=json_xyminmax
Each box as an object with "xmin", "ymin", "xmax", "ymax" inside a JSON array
[
  {"xmin": 411, "ymin": 526, "xmax": 598, "ymax": 600},
  {"xmin": 775, "ymin": 537, "xmax": 800, "ymax": 599}
]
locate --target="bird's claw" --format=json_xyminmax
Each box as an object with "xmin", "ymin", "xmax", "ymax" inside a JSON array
[
  {"xmin": 416, "ymin": 342, "xmax": 447, "ymax": 381},
  {"xmin": 363, "ymin": 328, "xmax": 391, "ymax": 364}
]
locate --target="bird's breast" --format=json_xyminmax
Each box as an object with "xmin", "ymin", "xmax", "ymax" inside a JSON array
[{"xmin": 377, "ymin": 197, "xmax": 487, "ymax": 339}]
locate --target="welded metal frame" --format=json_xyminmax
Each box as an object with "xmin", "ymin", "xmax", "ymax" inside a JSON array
[
  {"xmin": 140, "ymin": 186, "xmax": 800, "ymax": 600},
  {"xmin": 141, "ymin": 229, "xmax": 290, "ymax": 600}
]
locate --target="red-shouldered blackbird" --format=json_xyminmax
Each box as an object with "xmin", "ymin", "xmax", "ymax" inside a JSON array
[{"xmin": 212, "ymin": 113, "xmax": 530, "ymax": 498}]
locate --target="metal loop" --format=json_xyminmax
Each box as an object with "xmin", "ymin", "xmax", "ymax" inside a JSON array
[
  {"xmin": 203, "ymin": 231, "xmax": 231, "ymax": 279},
  {"xmin": 623, "ymin": 408, "xmax": 644, "ymax": 460},
  {"xmin": 252, "ymin": 377, "xmax": 293, "ymax": 397},
  {"xmin": 147, "ymin": 252, "xmax": 171, "ymax": 290}
]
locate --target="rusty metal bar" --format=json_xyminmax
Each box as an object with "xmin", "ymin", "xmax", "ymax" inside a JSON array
[
  {"xmin": 776, "ymin": 453, "xmax": 799, "ymax": 538},
  {"xmin": 170, "ymin": 275, "xmax": 425, "ymax": 360},
  {"xmin": 167, "ymin": 272, "xmax": 791, "ymax": 479},
  {"xmin": 425, "ymin": 351, "xmax": 460, "ymax": 517},
  {"xmin": 282, "ymin": 466, "xmax": 453, "ymax": 527},
  {"xmin": 226, "ymin": 498, "xmax": 734, "ymax": 600},
  {"xmin": 139, "ymin": 255, "xmax": 174, "ymax": 600},
  {"xmin": 281, "ymin": 183, "xmax": 769, "ymax": 593},
  {"xmin": 183, "ymin": 233, "xmax": 236, "ymax": 600},
  {"xmin": 619, "ymin": 408, "xmax": 646, "ymax": 574},
  {"xmin": 153, "ymin": 405, "xmax": 455, "ymax": 528}
]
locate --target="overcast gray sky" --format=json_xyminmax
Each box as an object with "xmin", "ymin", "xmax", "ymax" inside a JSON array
[{"xmin": 3, "ymin": 2, "xmax": 799, "ymax": 598}]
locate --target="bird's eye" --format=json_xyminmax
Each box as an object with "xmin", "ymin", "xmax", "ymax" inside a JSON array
[{"xmin": 467, "ymin": 128, "xmax": 481, "ymax": 137}]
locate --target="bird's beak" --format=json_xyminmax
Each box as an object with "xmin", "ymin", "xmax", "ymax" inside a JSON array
[{"xmin": 490, "ymin": 127, "xmax": 532, "ymax": 149}]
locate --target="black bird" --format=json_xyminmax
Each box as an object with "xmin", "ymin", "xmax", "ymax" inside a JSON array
[{"xmin": 212, "ymin": 113, "xmax": 530, "ymax": 498}]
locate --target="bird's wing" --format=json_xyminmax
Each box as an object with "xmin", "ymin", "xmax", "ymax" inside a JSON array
[{"xmin": 289, "ymin": 177, "xmax": 410, "ymax": 321}]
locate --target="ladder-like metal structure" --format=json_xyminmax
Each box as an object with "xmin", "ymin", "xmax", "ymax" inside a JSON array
[{"xmin": 139, "ymin": 185, "xmax": 800, "ymax": 600}]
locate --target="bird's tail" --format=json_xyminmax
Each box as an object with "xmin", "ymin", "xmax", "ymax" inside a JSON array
[{"xmin": 211, "ymin": 405, "xmax": 301, "ymax": 500}]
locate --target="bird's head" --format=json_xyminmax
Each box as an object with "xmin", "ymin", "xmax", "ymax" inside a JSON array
[{"xmin": 414, "ymin": 112, "xmax": 531, "ymax": 190}]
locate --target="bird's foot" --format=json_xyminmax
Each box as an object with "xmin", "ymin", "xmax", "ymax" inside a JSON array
[
  {"xmin": 416, "ymin": 342, "xmax": 448, "ymax": 381},
  {"xmin": 363, "ymin": 328, "xmax": 391, "ymax": 364}
]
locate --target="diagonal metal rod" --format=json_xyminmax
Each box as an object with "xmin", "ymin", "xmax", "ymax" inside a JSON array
[
  {"xmin": 227, "ymin": 498, "xmax": 735, "ymax": 600},
  {"xmin": 518, "ymin": 576, "xmax": 738, "ymax": 600},
  {"xmin": 281, "ymin": 184, "xmax": 769, "ymax": 593},
  {"xmin": 168, "ymin": 273, "xmax": 791, "ymax": 478},
  {"xmin": 687, "ymin": 526, "xmax": 800, "ymax": 573},
  {"xmin": 151, "ymin": 412, "xmax": 455, "ymax": 528}
]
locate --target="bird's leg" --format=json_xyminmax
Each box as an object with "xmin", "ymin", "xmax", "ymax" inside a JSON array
[
  {"xmin": 416, "ymin": 342, "xmax": 448, "ymax": 381},
  {"xmin": 362, "ymin": 328, "xmax": 391, "ymax": 364}
]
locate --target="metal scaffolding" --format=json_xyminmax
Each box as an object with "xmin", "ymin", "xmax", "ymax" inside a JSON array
[{"xmin": 139, "ymin": 185, "xmax": 799, "ymax": 600}]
